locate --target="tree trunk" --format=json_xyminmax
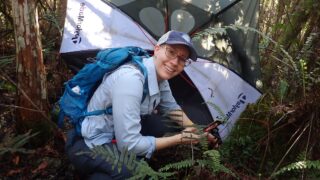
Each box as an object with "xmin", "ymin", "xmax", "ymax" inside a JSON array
[
  {"xmin": 298, "ymin": 3, "xmax": 320, "ymax": 49},
  {"xmin": 11, "ymin": 0, "xmax": 52, "ymax": 141},
  {"xmin": 278, "ymin": 0, "xmax": 313, "ymax": 50}
]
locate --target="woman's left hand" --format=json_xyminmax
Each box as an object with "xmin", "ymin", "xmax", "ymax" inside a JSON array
[{"xmin": 206, "ymin": 133, "xmax": 220, "ymax": 148}]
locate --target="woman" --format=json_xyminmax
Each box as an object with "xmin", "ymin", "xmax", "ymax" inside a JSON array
[{"xmin": 66, "ymin": 30, "xmax": 216, "ymax": 179}]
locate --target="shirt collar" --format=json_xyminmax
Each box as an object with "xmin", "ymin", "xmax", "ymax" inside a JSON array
[{"xmin": 143, "ymin": 56, "xmax": 160, "ymax": 96}]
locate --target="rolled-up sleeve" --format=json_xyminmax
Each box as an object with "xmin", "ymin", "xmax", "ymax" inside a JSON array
[{"xmin": 111, "ymin": 67, "xmax": 156, "ymax": 158}]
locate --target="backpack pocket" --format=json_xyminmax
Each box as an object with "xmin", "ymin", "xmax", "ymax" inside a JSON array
[{"xmin": 60, "ymin": 84, "xmax": 88, "ymax": 121}]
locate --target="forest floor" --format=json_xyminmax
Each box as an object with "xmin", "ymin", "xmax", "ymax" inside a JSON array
[{"xmin": 0, "ymin": 88, "xmax": 73, "ymax": 179}]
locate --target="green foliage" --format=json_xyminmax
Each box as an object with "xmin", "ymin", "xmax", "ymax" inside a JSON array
[
  {"xmin": 299, "ymin": 59, "xmax": 307, "ymax": 97},
  {"xmin": 271, "ymin": 151, "xmax": 320, "ymax": 178},
  {"xmin": 265, "ymin": 32, "xmax": 319, "ymax": 100},
  {"xmin": 205, "ymin": 101, "xmax": 227, "ymax": 122},
  {"xmin": 0, "ymin": 55, "xmax": 14, "ymax": 69},
  {"xmin": 78, "ymin": 144, "xmax": 174, "ymax": 180},
  {"xmin": 130, "ymin": 160, "xmax": 174, "ymax": 180},
  {"xmin": 298, "ymin": 33, "xmax": 317, "ymax": 61},
  {"xmin": 78, "ymin": 144, "xmax": 135, "ymax": 173},
  {"xmin": 194, "ymin": 26, "xmax": 227, "ymax": 38},
  {"xmin": 160, "ymin": 149, "xmax": 235, "ymax": 177},
  {"xmin": 0, "ymin": 131, "xmax": 39, "ymax": 156},
  {"xmin": 43, "ymin": 12, "xmax": 63, "ymax": 35},
  {"xmin": 159, "ymin": 159, "xmax": 194, "ymax": 172},
  {"xmin": 297, "ymin": 33, "xmax": 320, "ymax": 93},
  {"xmin": 272, "ymin": 160, "xmax": 320, "ymax": 177},
  {"xmin": 0, "ymin": 80, "xmax": 16, "ymax": 92},
  {"xmin": 82, "ymin": 143, "xmax": 235, "ymax": 179},
  {"xmin": 200, "ymin": 150, "xmax": 235, "ymax": 176},
  {"xmin": 220, "ymin": 133, "xmax": 260, "ymax": 173},
  {"xmin": 278, "ymin": 79, "xmax": 289, "ymax": 103},
  {"xmin": 307, "ymin": 60, "xmax": 320, "ymax": 86},
  {"xmin": 196, "ymin": 24, "xmax": 299, "ymax": 73}
]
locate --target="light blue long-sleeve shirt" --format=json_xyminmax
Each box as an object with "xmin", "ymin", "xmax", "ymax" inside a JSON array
[{"xmin": 81, "ymin": 56, "xmax": 181, "ymax": 158}]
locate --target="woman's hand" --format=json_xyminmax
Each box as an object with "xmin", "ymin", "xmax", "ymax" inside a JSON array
[
  {"xmin": 177, "ymin": 127, "xmax": 202, "ymax": 145},
  {"xmin": 179, "ymin": 126, "xmax": 221, "ymax": 148},
  {"xmin": 155, "ymin": 127, "xmax": 201, "ymax": 150},
  {"xmin": 206, "ymin": 133, "xmax": 220, "ymax": 148}
]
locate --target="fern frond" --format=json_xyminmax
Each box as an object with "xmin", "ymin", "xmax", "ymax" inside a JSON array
[
  {"xmin": 159, "ymin": 159, "xmax": 194, "ymax": 172},
  {"xmin": 0, "ymin": 131, "xmax": 38, "ymax": 155},
  {"xmin": 0, "ymin": 55, "xmax": 14, "ymax": 68},
  {"xmin": 77, "ymin": 144, "xmax": 130, "ymax": 173},
  {"xmin": 297, "ymin": 33, "xmax": 318, "ymax": 60},
  {"xmin": 130, "ymin": 160, "xmax": 174, "ymax": 180},
  {"xmin": 202, "ymin": 150, "xmax": 236, "ymax": 177},
  {"xmin": 296, "ymin": 151, "xmax": 307, "ymax": 161},
  {"xmin": 279, "ymin": 79, "xmax": 289, "ymax": 103},
  {"xmin": 205, "ymin": 101, "xmax": 227, "ymax": 122},
  {"xmin": 199, "ymin": 133, "xmax": 210, "ymax": 151},
  {"xmin": 77, "ymin": 144, "xmax": 174, "ymax": 179},
  {"xmin": 112, "ymin": 144, "xmax": 120, "ymax": 171},
  {"xmin": 11, "ymin": 131, "xmax": 39, "ymax": 148},
  {"xmin": 272, "ymin": 160, "xmax": 320, "ymax": 177}
]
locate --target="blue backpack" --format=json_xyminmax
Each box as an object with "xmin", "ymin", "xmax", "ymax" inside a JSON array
[{"xmin": 58, "ymin": 46, "xmax": 149, "ymax": 135}]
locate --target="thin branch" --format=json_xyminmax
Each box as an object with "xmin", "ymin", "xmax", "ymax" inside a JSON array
[
  {"xmin": 302, "ymin": 112, "xmax": 314, "ymax": 179},
  {"xmin": 271, "ymin": 122, "xmax": 310, "ymax": 176},
  {"xmin": 0, "ymin": 104, "xmax": 45, "ymax": 113}
]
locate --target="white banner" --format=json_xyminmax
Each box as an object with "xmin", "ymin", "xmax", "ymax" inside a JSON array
[
  {"xmin": 185, "ymin": 59, "xmax": 261, "ymax": 139},
  {"xmin": 60, "ymin": 0, "xmax": 156, "ymax": 53}
]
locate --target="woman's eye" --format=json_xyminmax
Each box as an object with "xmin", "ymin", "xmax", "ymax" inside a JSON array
[{"xmin": 169, "ymin": 50, "xmax": 175, "ymax": 56}]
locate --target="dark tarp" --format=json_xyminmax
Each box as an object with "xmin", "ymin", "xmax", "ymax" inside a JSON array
[{"xmin": 106, "ymin": 0, "xmax": 261, "ymax": 87}]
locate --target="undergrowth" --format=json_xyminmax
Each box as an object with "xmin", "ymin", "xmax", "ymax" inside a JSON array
[{"xmin": 83, "ymin": 143, "xmax": 235, "ymax": 179}]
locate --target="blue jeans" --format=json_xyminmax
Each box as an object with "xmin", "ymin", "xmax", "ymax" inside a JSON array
[{"xmin": 65, "ymin": 114, "xmax": 180, "ymax": 179}]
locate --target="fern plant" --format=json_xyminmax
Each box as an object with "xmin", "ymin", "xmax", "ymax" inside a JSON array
[
  {"xmin": 297, "ymin": 33, "xmax": 320, "ymax": 94},
  {"xmin": 194, "ymin": 24, "xmax": 300, "ymax": 74},
  {"xmin": 0, "ymin": 55, "xmax": 14, "ymax": 69},
  {"xmin": 278, "ymin": 79, "xmax": 289, "ymax": 104},
  {"xmin": 201, "ymin": 150, "xmax": 235, "ymax": 176},
  {"xmin": 205, "ymin": 101, "xmax": 227, "ymax": 123},
  {"xmin": 159, "ymin": 149, "xmax": 236, "ymax": 178},
  {"xmin": 271, "ymin": 160, "xmax": 320, "ymax": 178},
  {"xmin": 78, "ymin": 144, "xmax": 174, "ymax": 179},
  {"xmin": 130, "ymin": 160, "xmax": 174, "ymax": 180},
  {"xmin": 159, "ymin": 159, "xmax": 194, "ymax": 172},
  {"xmin": 0, "ymin": 131, "xmax": 39, "ymax": 156}
]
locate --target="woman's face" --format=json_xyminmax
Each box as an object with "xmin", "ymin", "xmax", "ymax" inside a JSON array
[{"xmin": 153, "ymin": 44, "xmax": 190, "ymax": 81}]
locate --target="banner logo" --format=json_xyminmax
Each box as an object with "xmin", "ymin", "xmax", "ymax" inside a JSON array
[
  {"xmin": 72, "ymin": 2, "xmax": 85, "ymax": 44},
  {"xmin": 225, "ymin": 93, "xmax": 247, "ymax": 120}
]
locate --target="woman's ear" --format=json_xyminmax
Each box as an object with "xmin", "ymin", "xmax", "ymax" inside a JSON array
[
  {"xmin": 154, "ymin": 45, "xmax": 161, "ymax": 52},
  {"xmin": 153, "ymin": 45, "xmax": 161, "ymax": 58}
]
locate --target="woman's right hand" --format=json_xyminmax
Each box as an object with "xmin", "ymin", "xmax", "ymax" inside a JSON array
[
  {"xmin": 156, "ymin": 127, "xmax": 205, "ymax": 150},
  {"xmin": 177, "ymin": 127, "xmax": 203, "ymax": 145}
]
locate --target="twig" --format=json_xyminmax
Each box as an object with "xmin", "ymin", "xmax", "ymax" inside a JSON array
[
  {"xmin": 258, "ymin": 112, "xmax": 271, "ymax": 173},
  {"xmin": 0, "ymin": 104, "xmax": 45, "ymax": 113},
  {"xmin": 270, "ymin": 123, "xmax": 310, "ymax": 177},
  {"xmin": 191, "ymin": 139, "xmax": 194, "ymax": 165},
  {"xmin": 302, "ymin": 112, "xmax": 314, "ymax": 179}
]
